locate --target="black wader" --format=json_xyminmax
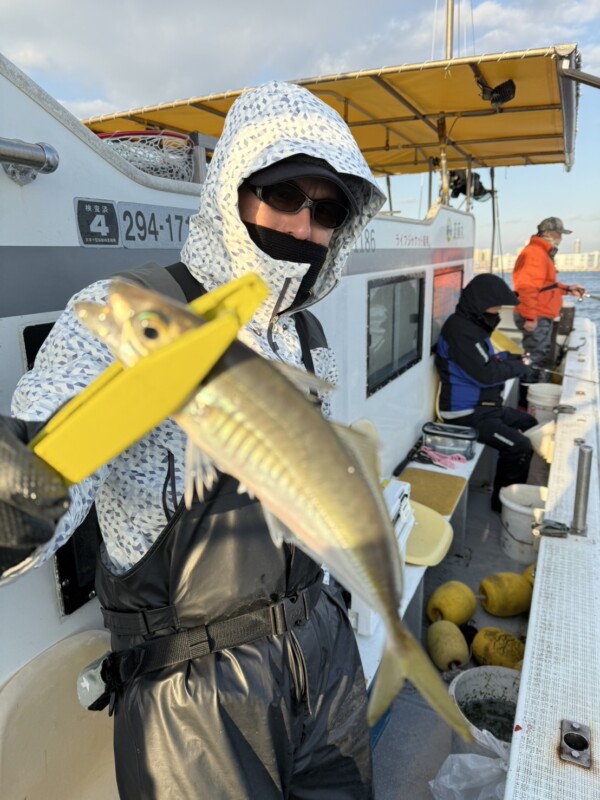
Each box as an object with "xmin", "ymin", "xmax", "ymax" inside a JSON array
[{"xmin": 95, "ymin": 264, "xmax": 373, "ymax": 799}]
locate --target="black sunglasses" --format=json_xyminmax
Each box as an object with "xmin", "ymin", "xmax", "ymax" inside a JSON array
[{"xmin": 250, "ymin": 181, "xmax": 351, "ymax": 229}]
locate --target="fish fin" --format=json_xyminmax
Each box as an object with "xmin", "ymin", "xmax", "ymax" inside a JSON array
[
  {"xmin": 331, "ymin": 420, "xmax": 381, "ymax": 480},
  {"xmin": 183, "ymin": 440, "xmax": 219, "ymax": 508},
  {"xmin": 272, "ymin": 361, "xmax": 335, "ymax": 397},
  {"xmin": 350, "ymin": 417, "xmax": 379, "ymax": 443},
  {"xmin": 236, "ymin": 482, "xmax": 255, "ymax": 499},
  {"xmin": 261, "ymin": 506, "xmax": 287, "ymax": 548},
  {"xmin": 368, "ymin": 621, "xmax": 472, "ymax": 742},
  {"xmin": 261, "ymin": 506, "xmax": 305, "ymax": 550},
  {"xmin": 262, "ymin": 507, "xmax": 325, "ymax": 569}
]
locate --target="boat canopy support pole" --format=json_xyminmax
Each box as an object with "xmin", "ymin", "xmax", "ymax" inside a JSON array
[
  {"xmin": 0, "ymin": 136, "xmax": 59, "ymax": 186},
  {"xmin": 386, "ymin": 175, "xmax": 393, "ymax": 213},
  {"xmin": 465, "ymin": 156, "xmax": 472, "ymax": 212},
  {"xmin": 428, "ymin": 160, "xmax": 433, "ymax": 209},
  {"xmin": 559, "ymin": 63, "xmax": 600, "ymax": 90},
  {"xmin": 437, "ymin": 117, "xmax": 449, "ymax": 205},
  {"xmin": 489, "ymin": 167, "xmax": 496, "ymax": 272},
  {"xmin": 188, "ymin": 132, "xmax": 218, "ymax": 184}
]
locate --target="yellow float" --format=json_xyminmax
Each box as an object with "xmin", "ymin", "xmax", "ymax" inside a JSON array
[
  {"xmin": 426, "ymin": 581, "xmax": 476, "ymax": 625},
  {"xmin": 472, "ymin": 627, "xmax": 525, "ymax": 669},
  {"xmin": 427, "ymin": 620, "xmax": 470, "ymax": 671},
  {"xmin": 479, "ymin": 572, "xmax": 532, "ymax": 616}
]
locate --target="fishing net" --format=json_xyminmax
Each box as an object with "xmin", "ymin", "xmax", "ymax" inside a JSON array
[{"xmin": 97, "ymin": 131, "xmax": 194, "ymax": 182}]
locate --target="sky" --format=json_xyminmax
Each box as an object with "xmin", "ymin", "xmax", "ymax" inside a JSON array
[{"xmin": 2, "ymin": 0, "xmax": 600, "ymax": 256}]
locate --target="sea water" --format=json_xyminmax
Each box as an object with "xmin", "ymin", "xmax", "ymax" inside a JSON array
[
  {"xmin": 568, "ymin": 271, "xmax": 600, "ymax": 361},
  {"xmin": 504, "ymin": 269, "xmax": 600, "ymax": 364}
]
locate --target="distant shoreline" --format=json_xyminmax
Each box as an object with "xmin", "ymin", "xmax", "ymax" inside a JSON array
[{"xmin": 476, "ymin": 266, "xmax": 600, "ymax": 274}]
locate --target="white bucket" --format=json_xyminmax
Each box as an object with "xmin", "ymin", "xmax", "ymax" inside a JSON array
[
  {"xmin": 524, "ymin": 420, "xmax": 556, "ymax": 463},
  {"xmin": 527, "ymin": 383, "xmax": 561, "ymax": 424},
  {"xmin": 448, "ymin": 666, "xmax": 521, "ymax": 756},
  {"xmin": 499, "ymin": 484, "xmax": 547, "ymax": 563}
]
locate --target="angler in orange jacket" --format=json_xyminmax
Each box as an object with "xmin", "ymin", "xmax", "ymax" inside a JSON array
[{"xmin": 513, "ymin": 217, "xmax": 585, "ymax": 372}]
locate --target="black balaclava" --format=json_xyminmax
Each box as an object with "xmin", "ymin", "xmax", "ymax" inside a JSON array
[
  {"xmin": 242, "ymin": 154, "xmax": 358, "ymax": 312},
  {"xmin": 480, "ymin": 310, "xmax": 501, "ymax": 332},
  {"xmin": 456, "ymin": 274, "xmax": 519, "ymax": 332},
  {"xmin": 243, "ymin": 222, "xmax": 328, "ymax": 311}
]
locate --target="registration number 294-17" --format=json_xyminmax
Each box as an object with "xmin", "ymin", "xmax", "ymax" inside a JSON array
[{"xmin": 76, "ymin": 199, "xmax": 194, "ymax": 248}]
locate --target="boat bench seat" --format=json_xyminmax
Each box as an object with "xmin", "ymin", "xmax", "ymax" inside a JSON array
[
  {"xmin": 398, "ymin": 441, "xmax": 488, "ymax": 551},
  {"xmin": 0, "ymin": 630, "xmax": 119, "ymax": 800}
]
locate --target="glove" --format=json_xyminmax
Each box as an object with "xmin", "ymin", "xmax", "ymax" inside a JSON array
[
  {"xmin": 0, "ymin": 416, "xmax": 70, "ymax": 572},
  {"xmin": 519, "ymin": 366, "xmax": 541, "ymax": 384}
]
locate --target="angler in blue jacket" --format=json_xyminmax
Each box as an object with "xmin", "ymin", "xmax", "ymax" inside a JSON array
[{"xmin": 435, "ymin": 274, "xmax": 539, "ymax": 511}]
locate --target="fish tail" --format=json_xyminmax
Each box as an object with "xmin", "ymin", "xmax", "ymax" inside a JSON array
[{"xmin": 367, "ymin": 620, "xmax": 473, "ymax": 741}]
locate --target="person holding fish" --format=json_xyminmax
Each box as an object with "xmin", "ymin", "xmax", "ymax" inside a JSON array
[{"xmin": 0, "ymin": 80, "xmax": 471, "ymax": 799}]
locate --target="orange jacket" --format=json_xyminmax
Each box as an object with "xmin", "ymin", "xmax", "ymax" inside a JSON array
[{"xmin": 512, "ymin": 236, "xmax": 569, "ymax": 321}]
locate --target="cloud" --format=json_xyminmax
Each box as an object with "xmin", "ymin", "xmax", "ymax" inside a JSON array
[
  {"xmin": 2, "ymin": 0, "xmax": 600, "ymax": 113},
  {"xmin": 0, "ymin": 2, "xmax": 395, "ymax": 104},
  {"xmin": 2, "ymin": 0, "xmax": 599, "ymax": 249},
  {"xmin": 60, "ymin": 98, "xmax": 121, "ymax": 119},
  {"xmin": 6, "ymin": 44, "xmax": 50, "ymax": 70}
]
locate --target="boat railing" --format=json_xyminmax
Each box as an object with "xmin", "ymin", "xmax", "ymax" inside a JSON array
[{"xmin": 0, "ymin": 135, "xmax": 59, "ymax": 185}]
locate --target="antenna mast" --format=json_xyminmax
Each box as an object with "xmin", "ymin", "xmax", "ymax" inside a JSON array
[{"xmin": 445, "ymin": 0, "xmax": 454, "ymax": 59}]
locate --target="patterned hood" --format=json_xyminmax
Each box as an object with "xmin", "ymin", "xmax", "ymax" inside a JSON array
[{"xmin": 181, "ymin": 80, "xmax": 384, "ymax": 350}]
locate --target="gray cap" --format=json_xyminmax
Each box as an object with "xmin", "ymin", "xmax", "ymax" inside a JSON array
[
  {"xmin": 247, "ymin": 155, "xmax": 358, "ymax": 214},
  {"xmin": 537, "ymin": 216, "xmax": 572, "ymax": 235}
]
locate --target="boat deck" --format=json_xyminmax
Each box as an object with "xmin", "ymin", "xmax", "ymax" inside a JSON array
[
  {"xmin": 373, "ymin": 316, "xmax": 600, "ymax": 799},
  {"xmin": 372, "ymin": 477, "xmax": 539, "ymax": 799}
]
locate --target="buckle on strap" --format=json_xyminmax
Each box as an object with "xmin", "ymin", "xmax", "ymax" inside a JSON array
[{"xmin": 270, "ymin": 589, "xmax": 311, "ymax": 635}]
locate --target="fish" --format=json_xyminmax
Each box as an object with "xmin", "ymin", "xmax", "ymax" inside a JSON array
[{"xmin": 75, "ymin": 279, "xmax": 472, "ymax": 740}]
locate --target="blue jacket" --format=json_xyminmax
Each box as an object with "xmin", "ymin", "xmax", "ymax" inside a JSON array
[{"xmin": 435, "ymin": 274, "xmax": 532, "ymax": 417}]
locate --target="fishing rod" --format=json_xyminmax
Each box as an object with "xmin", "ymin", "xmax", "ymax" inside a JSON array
[
  {"xmin": 542, "ymin": 367, "xmax": 598, "ymax": 385},
  {"xmin": 522, "ymin": 353, "xmax": 598, "ymax": 385},
  {"xmin": 581, "ymin": 292, "xmax": 600, "ymax": 302}
]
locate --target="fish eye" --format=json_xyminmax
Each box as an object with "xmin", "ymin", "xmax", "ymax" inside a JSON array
[
  {"xmin": 135, "ymin": 311, "xmax": 170, "ymax": 341},
  {"xmin": 142, "ymin": 325, "xmax": 160, "ymax": 340}
]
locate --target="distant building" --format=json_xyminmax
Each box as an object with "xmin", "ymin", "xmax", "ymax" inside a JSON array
[
  {"xmin": 555, "ymin": 251, "xmax": 600, "ymax": 271},
  {"xmin": 475, "ymin": 247, "xmax": 600, "ymax": 273}
]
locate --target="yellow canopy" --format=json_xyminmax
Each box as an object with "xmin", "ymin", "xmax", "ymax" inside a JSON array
[{"xmin": 83, "ymin": 44, "xmax": 581, "ymax": 176}]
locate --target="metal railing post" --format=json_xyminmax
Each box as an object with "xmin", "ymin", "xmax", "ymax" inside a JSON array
[{"xmin": 571, "ymin": 444, "xmax": 592, "ymax": 536}]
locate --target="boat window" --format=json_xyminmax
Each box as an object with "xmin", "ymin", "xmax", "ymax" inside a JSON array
[
  {"xmin": 22, "ymin": 322, "xmax": 55, "ymax": 370},
  {"xmin": 55, "ymin": 505, "xmax": 102, "ymax": 615},
  {"xmin": 431, "ymin": 266, "xmax": 464, "ymax": 351},
  {"xmin": 367, "ymin": 273, "xmax": 424, "ymax": 396}
]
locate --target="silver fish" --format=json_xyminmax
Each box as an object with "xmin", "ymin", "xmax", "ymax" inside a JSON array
[{"xmin": 75, "ymin": 279, "xmax": 471, "ymax": 740}]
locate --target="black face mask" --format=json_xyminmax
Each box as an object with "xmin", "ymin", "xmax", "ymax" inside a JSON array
[
  {"xmin": 244, "ymin": 222, "xmax": 328, "ymax": 309},
  {"xmin": 478, "ymin": 312, "xmax": 501, "ymax": 332}
]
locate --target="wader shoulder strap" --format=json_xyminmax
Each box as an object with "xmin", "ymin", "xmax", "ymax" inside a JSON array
[
  {"xmin": 121, "ymin": 265, "xmax": 327, "ymax": 376},
  {"xmin": 116, "ymin": 261, "xmax": 206, "ymax": 304},
  {"xmin": 539, "ymin": 282, "xmax": 559, "ymax": 293},
  {"xmin": 294, "ymin": 310, "xmax": 328, "ymax": 373},
  {"xmin": 165, "ymin": 261, "xmax": 207, "ymax": 302}
]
